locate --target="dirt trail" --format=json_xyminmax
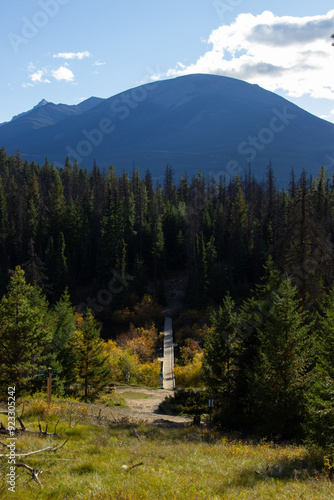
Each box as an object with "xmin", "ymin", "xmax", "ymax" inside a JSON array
[
  {"xmin": 106, "ymin": 386, "xmax": 191, "ymax": 425},
  {"xmin": 59, "ymin": 387, "xmax": 190, "ymax": 425}
]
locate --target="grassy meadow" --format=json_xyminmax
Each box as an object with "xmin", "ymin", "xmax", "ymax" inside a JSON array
[{"xmin": 0, "ymin": 396, "xmax": 333, "ymax": 500}]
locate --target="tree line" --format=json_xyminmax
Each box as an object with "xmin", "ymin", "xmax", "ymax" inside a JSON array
[{"xmin": 1, "ymin": 147, "xmax": 334, "ymax": 312}]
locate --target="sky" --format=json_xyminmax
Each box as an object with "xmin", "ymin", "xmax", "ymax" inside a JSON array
[{"xmin": 1, "ymin": 0, "xmax": 334, "ymax": 124}]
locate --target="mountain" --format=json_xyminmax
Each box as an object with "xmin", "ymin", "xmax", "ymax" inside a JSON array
[
  {"xmin": 10, "ymin": 99, "xmax": 50, "ymax": 122},
  {"xmin": 1, "ymin": 74, "xmax": 333, "ymax": 185},
  {"xmin": 0, "ymin": 96, "xmax": 104, "ymax": 133}
]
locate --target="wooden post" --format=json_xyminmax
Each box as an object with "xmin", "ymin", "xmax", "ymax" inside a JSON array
[
  {"xmin": 47, "ymin": 368, "xmax": 52, "ymax": 406},
  {"xmin": 208, "ymin": 399, "xmax": 213, "ymax": 427}
]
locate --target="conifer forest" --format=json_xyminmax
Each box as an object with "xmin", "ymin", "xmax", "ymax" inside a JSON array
[{"xmin": 0, "ymin": 146, "xmax": 334, "ymax": 456}]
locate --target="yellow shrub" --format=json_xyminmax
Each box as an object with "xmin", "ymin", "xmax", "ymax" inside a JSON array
[
  {"xmin": 174, "ymin": 352, "xmax": 204, "ymax": 388},
  {"xmin": 104, "ymin": 339, "xmax": 139, "ymax": 383},
  {"xmin": 135, "ymin": 360, "xmax": 161, "ymax": 387}
]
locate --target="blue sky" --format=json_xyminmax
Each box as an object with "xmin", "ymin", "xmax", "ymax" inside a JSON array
[{"xmin": 1, "ymin": 0, "xmax": 334, "ymax": 123}]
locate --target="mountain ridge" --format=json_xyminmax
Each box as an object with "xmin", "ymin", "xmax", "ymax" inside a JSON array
[{"xmin": 1, "ymin": 74, "xmax": 333, "ymax": 185}]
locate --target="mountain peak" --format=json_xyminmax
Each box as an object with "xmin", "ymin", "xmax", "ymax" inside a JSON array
[
  {"xmin": 36, "ymin": 99, "xmax": 49, "ymax": 107},
  {"xmin": 10, "ymin": 99, "xmax": 52, "ymax": 123}
]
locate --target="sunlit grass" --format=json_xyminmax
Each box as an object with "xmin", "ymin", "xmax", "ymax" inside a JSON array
[{"xmin": 0, "ymin": 398, "xmax": 333, "ymax": 499}]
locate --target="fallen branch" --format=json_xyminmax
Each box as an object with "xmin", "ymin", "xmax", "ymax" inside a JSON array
[
  {"xmin": 122, "ymin": 461, "xmax": 144, "ymax": 473},
  {"xmin": 15, "ymin": 463, "xmax": 50, "ymax": 488},
  {"xmin": 0, "ymin": 438, "xmax": 69, "ymax": 458},
  {"xmin": 16, "ymin": 414, "xmax": 26, "ymax": 431},
  {"xmin": 128, "ymin": 461, "xmax": 144, "ymax": 471},
  {"xmin": 97, "ymin": 409, "xmax": 102, "ymax": 423},
  {"xmin": 0, "ymin": 440, "xmax": 11, "ymax": 449},
  {"xmin": 0, "ymin": 417, "xmax": 63, "ymax": 437},
  {"xmin": 133, "ymin": 427, "xmax": 142, "ymax": 441}
]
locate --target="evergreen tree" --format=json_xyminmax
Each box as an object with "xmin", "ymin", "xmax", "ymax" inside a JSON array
[
  {"xmin": 46, "ymin": 166, "xmax": 66, "ymax": 239},
  {"xmin": 73, "ymin": 311, "xmax": 111, "ymax": 402},
  {"xmin": 187, "ymin": 233, "xmax": 208, "ymax": 307},
  {"xmin": 227, "ymin": 175, "xmax": 250, "ymax": 292},
  {"xmin": 0, "ymin": 267, "xmax": 52, "ymax": 397},
  {"xmin": 163, "ymin": 164, "xmax": 176, "ymax": 203},
  {"xmin": 25, "ymin": 173, "xmax": 41, "ymax": 242},
  {"xmin": 45, "ymin": 236, "xmax": 56, "ymax": 290},
  {"xmin": 99, "ymin": 190, "xmax": 126, "ymax": 281},
  {"xmin": 51, "ymin": 289, "xmax": 77, "ymax": 395},
  {"xmin": 152, "ymin": 215, "xmax": 164, "ymax": 282},
  {"xmin": 56, "ymin": 232, "xmax": 69, "ymax": 297},
  {"xmin": 248, "ymin": 277, "xmax": 313, "ymax": 438},
  {"xmin": 0, "ymin": 175, "xmax": 9, "ymax": 293},
  {"xmin": 304, "ymin": 287, "xmax": 334, "ymax": 455},
  {"xmin": 22, "ymin": 238, "xmax": 50, "ymax": 293},
  {"xmin": 202, "ymin": 293, "xmax": 240, "ymax": 423}
]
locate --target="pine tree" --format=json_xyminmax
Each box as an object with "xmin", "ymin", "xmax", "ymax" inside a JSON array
[
  {"xmin": 47, "ymin": 166, "xmax": 66, "ymax": 239},
  {"xmin": 73, "ymin": 311, "xmax": 111, "ymax": 402},
  {"xmin": 202, "ymin": 293, "xmax": 240, "ymax": 421},
  {"xmin": 56, "ymin": 232, "xmax": 69, "ymax": 297},
  {"xmin": 45, "ymin": 236, "xmax": 56, "ymax": 291},
  {"xmin": 227, "ymin": 175, "xmax": 250, "ymax": 291},
  {"xmin": 0, "ymin": 175, "xmax": 9, "ymax": 293},
  {"xmin": 152, "ymin": 215, "xmax": 164, "ymax": 282},
  {"xmin": 163, "ymin": 164, "xmax": 176, "ymax": 203},
  {"xmin": 51, "ymin": 289, "xmax": 77, "ymax": 395},
  {"xmin": 304, "ymin": 287, "xmax": 334, "ymax": 455},
  {"xmin": 99, "ymin": 191, "xmax": 126, "ymax": 281},
  {"xmin": 22, "ymin": 238, "xmax": 50, "ymax": 293},
  {"xmin": 25, "ymin": 173, "xmax": 41, "ymax": 242},
  {"xmin": 248, "ymin": 277, "xmax": 313, "ymax": 438},
  {"xmin": 0, "ymin": 267, "xmax": 52, "ymax": 397},
  {"xmin": 187, "ymin": 233, "xmax": 208, "ymax": 307}
]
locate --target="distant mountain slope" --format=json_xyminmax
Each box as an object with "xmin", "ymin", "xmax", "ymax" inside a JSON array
[
  {"xmin": 10, "ymin": 99, "xmax": 50, "ymax": 123},
  {"xmin": 0, "ymin": 96, "xmax": 104, "ymax": 131},
  {"xmin": 1, "ymin": 74, "xmax": 333, "ymax": 185}
]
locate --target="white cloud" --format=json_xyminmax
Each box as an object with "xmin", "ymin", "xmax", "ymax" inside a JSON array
[
  {"xmin": 53, "ymin": 51, "xmax": 91, "ymax": 60},
  {"xmin": 93, "ymin": 61, "xmax": 106, "ymax": 66},
  {"xmin": 27, "ymin": 62, "xmax": 36, "ymax": 72},
  {"xmin": 29, "ymin": 70, "xmax": 50, "ymax": 84},
  {"xmin": 51, "ymin": 66, "xmax": 75, "ymax": 82},
  {"xmin": 149, "ymin": 73, "xmax": 162, "ymax": 82},
  {"xmin": 166, "ymin": 10, "xmax": 334, "ymax": 100},
  {"xmin": 331, "ymin": 109, "xmax": 334, "ymax": 115}
]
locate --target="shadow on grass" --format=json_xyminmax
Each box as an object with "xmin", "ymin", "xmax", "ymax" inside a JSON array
[{"xmin": 219, "ymin": 452, "xmax": 325, "ymax": 493}]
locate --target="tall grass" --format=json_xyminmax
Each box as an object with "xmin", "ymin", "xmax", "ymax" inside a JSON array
[{"xmin": 0, "ymin": 397, "xmax": 333, "ymax": 499}]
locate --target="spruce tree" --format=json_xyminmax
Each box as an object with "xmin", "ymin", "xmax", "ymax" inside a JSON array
[
  {"xmin": 202, "ymin": 293, "xmax": 240, "ymax": 422},
  {"xmin": 56, "ymin": 232, "xmax": 69, "ymax": 297},
  {"xmin": 0, "ymin": 175, "xmax": 9, "ymax": 294},
  {"xmin": 22, "ymin": 238, "xmax": 50, "ymax": 293},
  {"xmin": 0, "ymin": 267, "xmax": 52, "ymax": 397},
  {"xmin": 187, "ymin": 233, "xmax": 208, "ymax": 307},
  {"xmin": 73, "ymin": 311, "xmax": 111, "ymax": 402},
  {"xmin": 51, "ymin": 289, "xmax": 77, "ymax": 395},
  {"xmin": 25, "ymin": 173, "xmax": 41, "ymax": 242},
  {"xmin": 304, "ymin": 287, "xmax": 334, "ymax": 455},
  {"xmin": 248, "ymin": 277, "xmax": 313, "ymax": 438}
]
